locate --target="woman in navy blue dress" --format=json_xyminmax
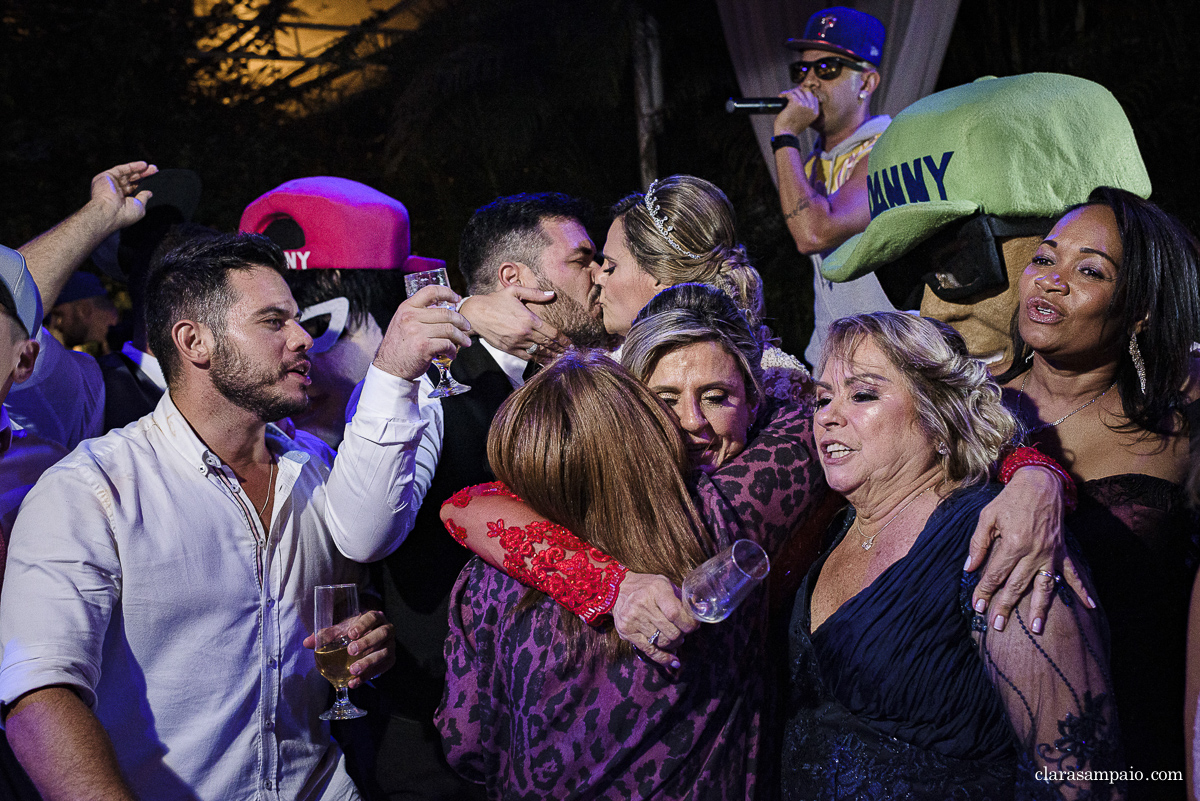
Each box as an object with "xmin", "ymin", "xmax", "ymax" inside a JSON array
[{"xmin": 784, "ymin": 312, "xmax": 1121, "ymax": 800}]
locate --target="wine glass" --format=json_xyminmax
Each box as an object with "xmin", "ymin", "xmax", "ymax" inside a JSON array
[
  {"xmin": 314, "ymin": 583, "xmax": 368, "ymax": 720},
  {"xmin": 682, "ymin": 539, "xmax": 770, "ymax": 623},
  {"xmin": 403, "ymin": 267, "xmax": 471, "ymax": 397}
]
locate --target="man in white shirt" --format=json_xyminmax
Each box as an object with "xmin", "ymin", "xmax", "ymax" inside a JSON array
[{"xmin": 0, "ymin": 232, "xmax": 472, "ymax": 801}]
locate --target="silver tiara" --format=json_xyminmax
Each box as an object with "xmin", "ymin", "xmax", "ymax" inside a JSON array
[{"xmin": 644, "ymin": 179, "xmax": 701, "ymax": 259}]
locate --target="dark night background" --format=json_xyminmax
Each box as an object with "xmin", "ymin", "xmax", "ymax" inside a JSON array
[{"xmin": 3, "ymin": 0, "xmax": 1197, "ymax": 356}]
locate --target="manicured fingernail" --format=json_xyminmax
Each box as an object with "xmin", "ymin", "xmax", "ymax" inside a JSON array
[
  {"xmin": 992, "ymin": 615, "xmax": 1006, "ymax": 631},
  {"xmin": 670, "ymin": 659, "xmax": 681, "ymax": 669},
  {"xmin": 974, "ymin": 599, "xmax": 986, "ymax": 613},
  {"xmin": 1086, "ymin": 595, "xmax": 1096, "ymax": 609},
  {"xmin": 348, "ymin": 643, "xmax": 359, "ymax": 656},
  {"xmin": 542, "ymin": 290, "xmax": 554, "ymax": 296},
  {"xmin": 1032, "ymin": 617, "xmax": 1043, "ymax": 634}
]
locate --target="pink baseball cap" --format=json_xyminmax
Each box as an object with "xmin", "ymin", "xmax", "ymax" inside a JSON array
[{"xmin": 239, "ymin": 177, "xmax": 444, "ymax": 273}]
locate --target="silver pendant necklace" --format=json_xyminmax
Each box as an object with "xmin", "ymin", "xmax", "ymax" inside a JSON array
[
  {"xmin": 1019, "ymin": 371, "xmax": 1115, "ymax": 434},
  {"xmin": 257, "ymin": 460, "xmax": 276, "ymax": 517},
  {"xmin": 855, "ymin": 486, "xmax": 933, "ymax": 552}
]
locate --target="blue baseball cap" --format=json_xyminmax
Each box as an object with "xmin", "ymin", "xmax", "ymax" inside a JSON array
[
  {"xmin": 785, "ymin": 6, "xmax": 885, "ymax": 66},
  {"xmin": 0, "ymin": 246, "xmax": 43, "ymax": 337}
]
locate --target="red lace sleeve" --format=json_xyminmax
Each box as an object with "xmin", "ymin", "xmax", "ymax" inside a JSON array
[{"xmin": 441, "ymin": 482, "xmax": 629, "ymax": 625}]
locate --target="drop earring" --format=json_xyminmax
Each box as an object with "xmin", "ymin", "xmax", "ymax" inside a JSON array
[{"xmin": 1128, "ymin": 335, "xmax": 1146, "ymax": 394}]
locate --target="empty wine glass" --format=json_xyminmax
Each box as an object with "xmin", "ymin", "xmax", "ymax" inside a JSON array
[
  {"xmin": 682, "ymin": 540, "xmax": 770, "ymax": 623},
  {"xmin": 403, "ymin": 267, "xmax": 470, "ymax": 397},
  {"xmin": 314, "ymin": 583, "xmax": 367, "ymax": 720}
]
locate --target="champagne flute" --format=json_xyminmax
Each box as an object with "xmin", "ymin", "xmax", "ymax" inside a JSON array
[
  {"xmin": 682, "ymin": 539, "xmax": 770, "ymax": 623},
  {"xmin": 314, "ymin": 583, "xmax": 368, "ymax": 720},
  {"xmin": 403, "ymin": 267, "xmax": 470, "ymax": 397}
]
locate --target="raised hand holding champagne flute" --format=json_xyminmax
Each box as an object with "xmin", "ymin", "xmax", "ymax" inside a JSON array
[{"xmin": 404, "ymin": 267, "xmax": 471, "ymax": 397}]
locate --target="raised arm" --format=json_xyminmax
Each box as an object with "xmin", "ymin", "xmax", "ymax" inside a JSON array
[
  {"xmin": 18, "ymin": 162, "xmax": 157, "ymax": 308},
  {"xmin": 326, "ymin": 284, "xmax": 469, "ymax": 562},
  {"xmin": 773, "ymin": 94, "xmax": 872, "ymax": 255},
  {"xmin": 971, "ymin": 576, "xmax": 1121, "ymax": 798}
]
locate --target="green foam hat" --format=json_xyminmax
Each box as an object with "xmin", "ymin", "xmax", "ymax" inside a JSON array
[{"xmin": 821, "ymin": 73, "xmax": 1150, "ymax": 282}]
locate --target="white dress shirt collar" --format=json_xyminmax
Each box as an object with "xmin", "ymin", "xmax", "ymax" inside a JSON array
[{"xmin": 477, "ymin": 339, "xmax": 531, "ymax": 389}]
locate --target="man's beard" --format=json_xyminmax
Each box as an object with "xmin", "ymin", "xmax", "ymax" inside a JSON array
[
  {"xmin": 210, "ymin": 336, "xmax": 310, "ymax": 423},
  {"xmin": 534, "ymin": 274, "xmax": 607, "ymax": 349}
]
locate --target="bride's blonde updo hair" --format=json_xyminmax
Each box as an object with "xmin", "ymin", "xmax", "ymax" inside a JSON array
[{"xmin": 613, "ymin": 175, "xmax": 767, "ymax": 337}]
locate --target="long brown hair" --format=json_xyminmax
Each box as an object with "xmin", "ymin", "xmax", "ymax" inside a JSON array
[{"xmin": 487, "ymin": 349, "xmax": 713, "ymax": 663}]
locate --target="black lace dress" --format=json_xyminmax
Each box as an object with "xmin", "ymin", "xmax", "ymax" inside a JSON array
[
  {"xmin": 1069, "ymin": 473, "xmax": 1199, "ymax": 800},
  {"xmin": 782, "ymin": 485, "xmax": 1122, "ymax": 800}
]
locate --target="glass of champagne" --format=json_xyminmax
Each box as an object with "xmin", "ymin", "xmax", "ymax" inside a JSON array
[
  {"xmin": 314, "ymin": 583, "xmax": 367, "ymax": 720},
  {"xmin": 403, "ymin": 267, "xmax": 470, "ymax": 398},
  {"xmin": 682, "ymin": 539, "xmax": 770, "ymax": 623}
]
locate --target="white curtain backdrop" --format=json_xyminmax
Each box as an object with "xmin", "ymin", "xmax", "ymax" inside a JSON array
[{"xmin": 716, "ymin": 0, "xmax": 962, "ymax": 183}]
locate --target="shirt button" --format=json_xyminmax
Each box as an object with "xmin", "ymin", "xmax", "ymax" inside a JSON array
[
  {"xmin": 268, "ymin": 657, "xmax": 277, "ymax": 668},
  {"xmin": 264, "ymin": 719, "xmax": 274, "ymax": 731},
  {"xmin": 266, "ymin": 598, "xmax": 275, "ymax": 608},
  {"xmin": 264, "ymin": 779, "xmax": 273, "ymax": 789}
]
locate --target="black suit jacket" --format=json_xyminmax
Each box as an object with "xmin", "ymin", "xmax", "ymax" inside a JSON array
[
  {"xmin": 372, "ymin": 338, "xmax": 517, "ymax": 718},
  {"xmin": 98, "ymin": 351, "xmax": 165, "ymax": 433}
]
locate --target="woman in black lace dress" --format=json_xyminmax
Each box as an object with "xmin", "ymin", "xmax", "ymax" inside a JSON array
[
  {"xmin": 784, "ymin": 312, "xmax": 1120, "ymax": 800},
  {"xmin": 995, "ymin": 188, "xmax": 1200, "ymax": 798}
]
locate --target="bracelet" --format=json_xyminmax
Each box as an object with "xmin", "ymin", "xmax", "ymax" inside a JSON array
[
  {"xmin": 771, "ymin": 134, "xmax": 802, "ymax": 152},
  {"xmin": 998, "ymin": 446, "xmax": 1078, "ymax": 512}
]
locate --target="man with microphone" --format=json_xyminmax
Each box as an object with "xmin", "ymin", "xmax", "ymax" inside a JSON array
[{"xmin": 770, "ymin": 6, "xmax": 894, "ymax": 364}]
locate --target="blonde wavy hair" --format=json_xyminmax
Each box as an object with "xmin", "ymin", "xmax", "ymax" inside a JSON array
[
  {"xmin": 819, "ymin": 313, "xmax": 1017, "ymax": 486},
  {"xmin": 614, "ymin": 175, "xmax": 768, "ymax": 338}
]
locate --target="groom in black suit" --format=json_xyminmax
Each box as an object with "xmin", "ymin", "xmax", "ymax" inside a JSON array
[{"xmin": 371, "ymin": 193, "xmax": 606, "ymax": 800}]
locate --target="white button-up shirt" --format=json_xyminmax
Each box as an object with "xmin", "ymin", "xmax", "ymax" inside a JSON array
[{"xmin": 0, "ymin": 365, "xmax": 435, "ymax": 801}]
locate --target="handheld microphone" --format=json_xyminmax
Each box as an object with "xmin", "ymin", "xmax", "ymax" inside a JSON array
[{"xmin": 725, "ymin": 97, "xmax": 787, "ymax": 114}]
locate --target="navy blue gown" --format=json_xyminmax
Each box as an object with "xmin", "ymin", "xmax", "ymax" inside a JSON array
[{"xmin": 782, "ymin": 485, "xmax": 1122, "ymax": 800}]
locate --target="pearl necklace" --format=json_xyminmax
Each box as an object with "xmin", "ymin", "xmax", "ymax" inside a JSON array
[
  {"xmin": 1019, "ymin": 371, "xmax": 1115, "ymax": 434},
  {"xmin": 854, "ymin": 486, "xmax": 933, "ymax": 552}
]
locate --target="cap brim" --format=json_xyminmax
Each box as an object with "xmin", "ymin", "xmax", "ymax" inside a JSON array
[
  {"xmin": 784, "ymin": 39, "xmax": 874, "ymax": 63},
  {"xmin": 820, "ymin": 200, "xmax": 980, "ymax": 282}
]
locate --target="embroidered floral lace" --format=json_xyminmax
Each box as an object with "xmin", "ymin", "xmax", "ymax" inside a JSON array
[{"xmin": 443, "ymin": 482, "xmax": 627, "ymax": 624}]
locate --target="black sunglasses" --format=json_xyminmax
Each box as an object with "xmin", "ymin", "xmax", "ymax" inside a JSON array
[{"xmin": 789, "ymin": 55, "xmax": 866, "ymax": 84}]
